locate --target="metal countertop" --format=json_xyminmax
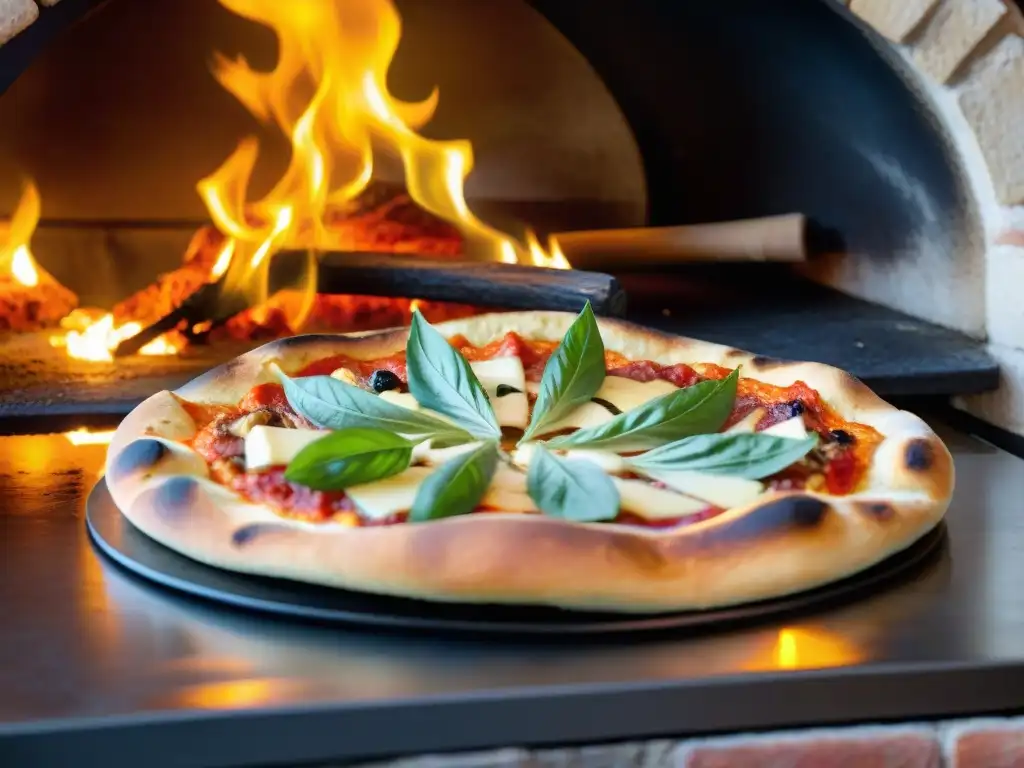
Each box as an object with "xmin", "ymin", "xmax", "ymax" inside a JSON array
[{"xmin": 2, "ymin": 420, "xmax": 1024, "ymax": 766}]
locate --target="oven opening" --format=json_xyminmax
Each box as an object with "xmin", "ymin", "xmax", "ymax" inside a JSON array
[{"xmin": 0, "ymin": 0, "xmax": 1004, "ymax": 425}]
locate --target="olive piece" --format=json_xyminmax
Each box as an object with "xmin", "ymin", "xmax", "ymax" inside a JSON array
[
  {"xmin": 830, "ymin": 429, "xmax": 855, "ymax": 446},
  {"xmin": 495, "ymin": 384, "xmax": 522, "ymax": 397},
  {"xmin": 591, "ymin": 397, "xmax": 623, "ymax": 415},
  {"xmin": 784, "ymin": 400, "xmax": 806, "ymax": 417},
  {"xmin": 370, "ymin": 369, "xmax": 401, "ymax": 393}
]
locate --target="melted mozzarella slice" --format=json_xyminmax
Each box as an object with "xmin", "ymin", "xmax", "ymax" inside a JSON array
[
  {"xmin": 612, "ymin": 478, "xmax": 710, "ymax": 520},
  {"xmin": 412, "ymin": 439, "xmax": 482, "ymax": 465},
  {"xmin": 640, "ymin": 469, "xmax": 764, "ymax": 509},
  {"xmin": 536, "ymin": 376, "xmax": 680, "ymax": 435},
  {"xmin": 761, "ymin": 415, "xmax": 808, "ymax": 439},
  {"xmin": 378, "ymin": 390, "xmax": 421, "ymax": 410},
  {"xmin": 723, "ymin": 408, "xmax": 765, "ymax": 434},
  {"xmin": 345, "ymin": 467, "xmax": 432, "ymax": 521},
  {"xmin": 378, "ymin": 389, "xmax": 460, "ymax": 431},
  {"xmin": 345, "ymin": 463, "xmax": 536, "ymax": 519},
  {"xmin": 511, "ymin": 443, "xmax": 626, "ymax": 475},
  {"xmin": 482, "ymin": 465, "xmax": 537, "ymax": 512},
  {"xmin": 470, "ymin": 356, "xmax": 529, "ymax": 429},
  {"xmin": 244, "ymin": 425, "xmax": 324, "ymax": 471}
]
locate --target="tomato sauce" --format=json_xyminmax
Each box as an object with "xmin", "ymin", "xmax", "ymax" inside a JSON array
[
  {"xmin": 230, "ymin": 467, "xmax": 357, "ymax": 522},
  {"xmin": 188, "ymin": 330, "xmax": 882, "ymax": 525}
]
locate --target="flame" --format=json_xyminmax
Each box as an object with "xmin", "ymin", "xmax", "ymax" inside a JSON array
[
  {"xmin": 64, "ymin": 428, "xmax": 116, "ymax": 446},
  {"xmin": 211, "ymin": 239, "xmax": 235, "ymax": 279},
  {"xmin": 199, "ymin": 0, "xmax": 567, "ymax": 327},
  {"xmin": 526, "ymin": 231, "xmax": 571, "ymax": 269},
  {"xmin": 11, "ymin": 246, "xmax": 39, "ymax": 287},
  {"xmin": 1, "ymin": 181, "xmax": 58, "ymax": 288},
  {"xmin": 51, "ymin": 310, "xmax": 182, "ymax": 362}
]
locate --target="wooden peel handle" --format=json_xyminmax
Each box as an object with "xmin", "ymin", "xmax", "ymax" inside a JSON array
[{"xmin": 551, "ymin": 213, "xmax": 807, "ymax": 270}]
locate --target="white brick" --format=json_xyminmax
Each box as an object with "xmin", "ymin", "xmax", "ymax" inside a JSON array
[
  {"xmin": 985, "ymin": 246, "xmax": 1024, "ymax": 349},
  {"xmin": 850, "ymin": 0, "xmax": 940, "ymax": 42},
  {"xmin": 529, "ymin": 741, "xmax": 674, "ymax": 767},
  {"xmin": 353, "ymin": 749, "xmax": 529, "ymax": 768},
  {"xmin": 912, "ymin": 0, "xmax": 1007, "ymax": 83},
  {"xmin": 956, "ymin": 344, "xmax": 1024, "ymax": 435},
  {"xmin": 958, "ymin": 34, "xmax": 1024, "ymax": 205},
  {"xmin": 0, "ymin": 0, "xmax": 38, "ymax": 45}
]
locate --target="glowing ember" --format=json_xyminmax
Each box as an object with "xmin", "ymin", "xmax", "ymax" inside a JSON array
[
  {"xmin": 197, "ymin": 0, "xmax": 567, "ymax": 330},
  {"xmin": 64, "ymin": 428, "xmax": 116, "ymax": 446},
  {"xmin": 51, "ymin": 310, "xmax": 181, "ymax": 362},
  {"xmin": 0, "ymin": 181, "xmax": 79, "ymax": 332}
]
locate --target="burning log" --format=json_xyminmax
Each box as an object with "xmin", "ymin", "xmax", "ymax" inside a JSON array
[
  {"xmin": 312, "ymin": 251, "xmax": 625, "ymax": 314},
  {"xmin": 111, "ymin": 252, "xmax": 624, "ymax": 357},
  {"xmin": 1, "ymin": 181, "xmax": 79, "ymax": 331},
  {"xmin": 0, "ymin": 275, "xmax": 77, "ymax": 332}
]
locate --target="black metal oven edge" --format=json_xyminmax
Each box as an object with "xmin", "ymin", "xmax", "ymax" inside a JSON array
[
  {"xmin": 927, "ymin": 402, "xmax": 1024, "ymax": 461},
  {"xmin": 887, "ymin": 397, "xmax": 1024, "ymax": 461},
  {"xmin": 2, "ymin": 662, "xmax": 1024, "ymax": 768}
]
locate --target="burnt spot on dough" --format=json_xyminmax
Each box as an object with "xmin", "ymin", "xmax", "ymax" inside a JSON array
[
  {"xmin": 232, "ymin": 523, "xmax": 293, "ymax": 548},
  {"xmin": 109, "ymin": 438, "xmax": 168, "ymax": 482},
  {"xmin": 671, "ymin": 495, "xmax": 830, "ymax": 556},
  {"xmin": 153, "ymin": 476, "xmax": 200, "ymax": 523},
  {"xmin": 725, "ymin": 348, "xmax": 747, "ymax": 358},
  {"xmin": 856, "ymin": 501, "xmax": 894, "ymax": 521},
  {"xmin": 609, "ymin": 533, "xmax": 669, "ymax": 572},
  {"xmin": 904, "ymin": 439, "xmax": 935, "ymax": 472},
  {"xmin": 751, "ymin": 355, "xmax": 791, "ymax": 369}
]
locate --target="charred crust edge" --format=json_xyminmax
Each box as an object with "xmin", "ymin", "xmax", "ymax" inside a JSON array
[
  {"xmin": 109, "ymin": 438, "xmax": 168, "ymax": 481},
  {"xmin": 904, "ymin": 438, "xmax": 935, "ymax": 472},
  {"xmin": 232, "ymin": 522, "xmax": 293, "ymax": 547},
  {"xmin": 153, "ymin": 476, "xmax": 200, "ymax": 521},
  {"xmin": 855, "ymin": 501, "xmax": 895, "ymax": 520},
  {"xmin": 751, "ymin": 354, "xmax": 792, "ymax": 369},
  {"xmin": 672, "ymin": 494, "xmax": 831, "ymax": 554}
]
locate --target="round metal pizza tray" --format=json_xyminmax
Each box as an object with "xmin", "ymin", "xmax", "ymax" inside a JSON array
[{"xmin": 87, "ymin": 479, "xmax": 947, "ymax": 638}]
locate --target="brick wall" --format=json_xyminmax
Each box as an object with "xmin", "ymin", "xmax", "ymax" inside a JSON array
[
  {"xmin": 818, "ymin": 1, "xmax": 1024, "ymax": 436},
  {"xmin": 348, "ymin": 717, "xmax": 1024, "ymax": 767}
]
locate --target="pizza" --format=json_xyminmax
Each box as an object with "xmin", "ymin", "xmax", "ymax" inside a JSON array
[{"xmin": 105, "ymin": 308, "xmax": 953, "ymax": 613}]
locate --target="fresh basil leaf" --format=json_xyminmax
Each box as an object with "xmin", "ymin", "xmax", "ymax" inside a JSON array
[
  {"xmin": 545, "ymin": 369, "xmax": 739, "ymax": 451},
  {"xmin": 629, "ymin": 431, "xmax": 818, "ymax": 479},
  {"xmin": 408, "ymin": 441, "xmax": 499, "ymax": 522},
  {"xmin": 526, "ymin": 444, "xmax": 619, "ymax": 522},
  {"xmin": 284, "ymin": 428, "xmax": 413, "ymax": 490},
  {"xmin": 274, "ymin": 364, "xmax": 469, "ymax": 441},
  {"xmin": 521, "ymin": 302, "xmax": 606, "ymax": 441},
  {"xmin": 405, "ymin": 312, "xmax": 500, "ymax": 439}
]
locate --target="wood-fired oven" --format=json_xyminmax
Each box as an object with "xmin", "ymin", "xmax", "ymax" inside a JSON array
[{"xmin": 0, "ymin": 0, "xmax": 1017, "ymax": 432}]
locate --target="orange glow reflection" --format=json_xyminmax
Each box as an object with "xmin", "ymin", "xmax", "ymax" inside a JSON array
[
  {"xmin": 740, "ymin": 627, "xmax": 865, "ymax": 673},
  {"xmin": 64, "ymin": 428, "xmax": 116, "ymax": 446},
  {"xmin": 171, "ymin": 678, "xmax": 288, "ymax": 710},
  {"xmin": 770, "ymin": 627, "xmax": 864, "ymax": 670}
]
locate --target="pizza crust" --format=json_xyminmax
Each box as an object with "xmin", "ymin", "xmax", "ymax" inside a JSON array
[{"xmin": 105, "ymin": 311, "xmax": 954, "ymax": 613}]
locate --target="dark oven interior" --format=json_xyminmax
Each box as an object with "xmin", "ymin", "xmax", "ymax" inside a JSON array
[{"xmin": 0, "ymin": 0, "xmax": 999, "ymax": 420}]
